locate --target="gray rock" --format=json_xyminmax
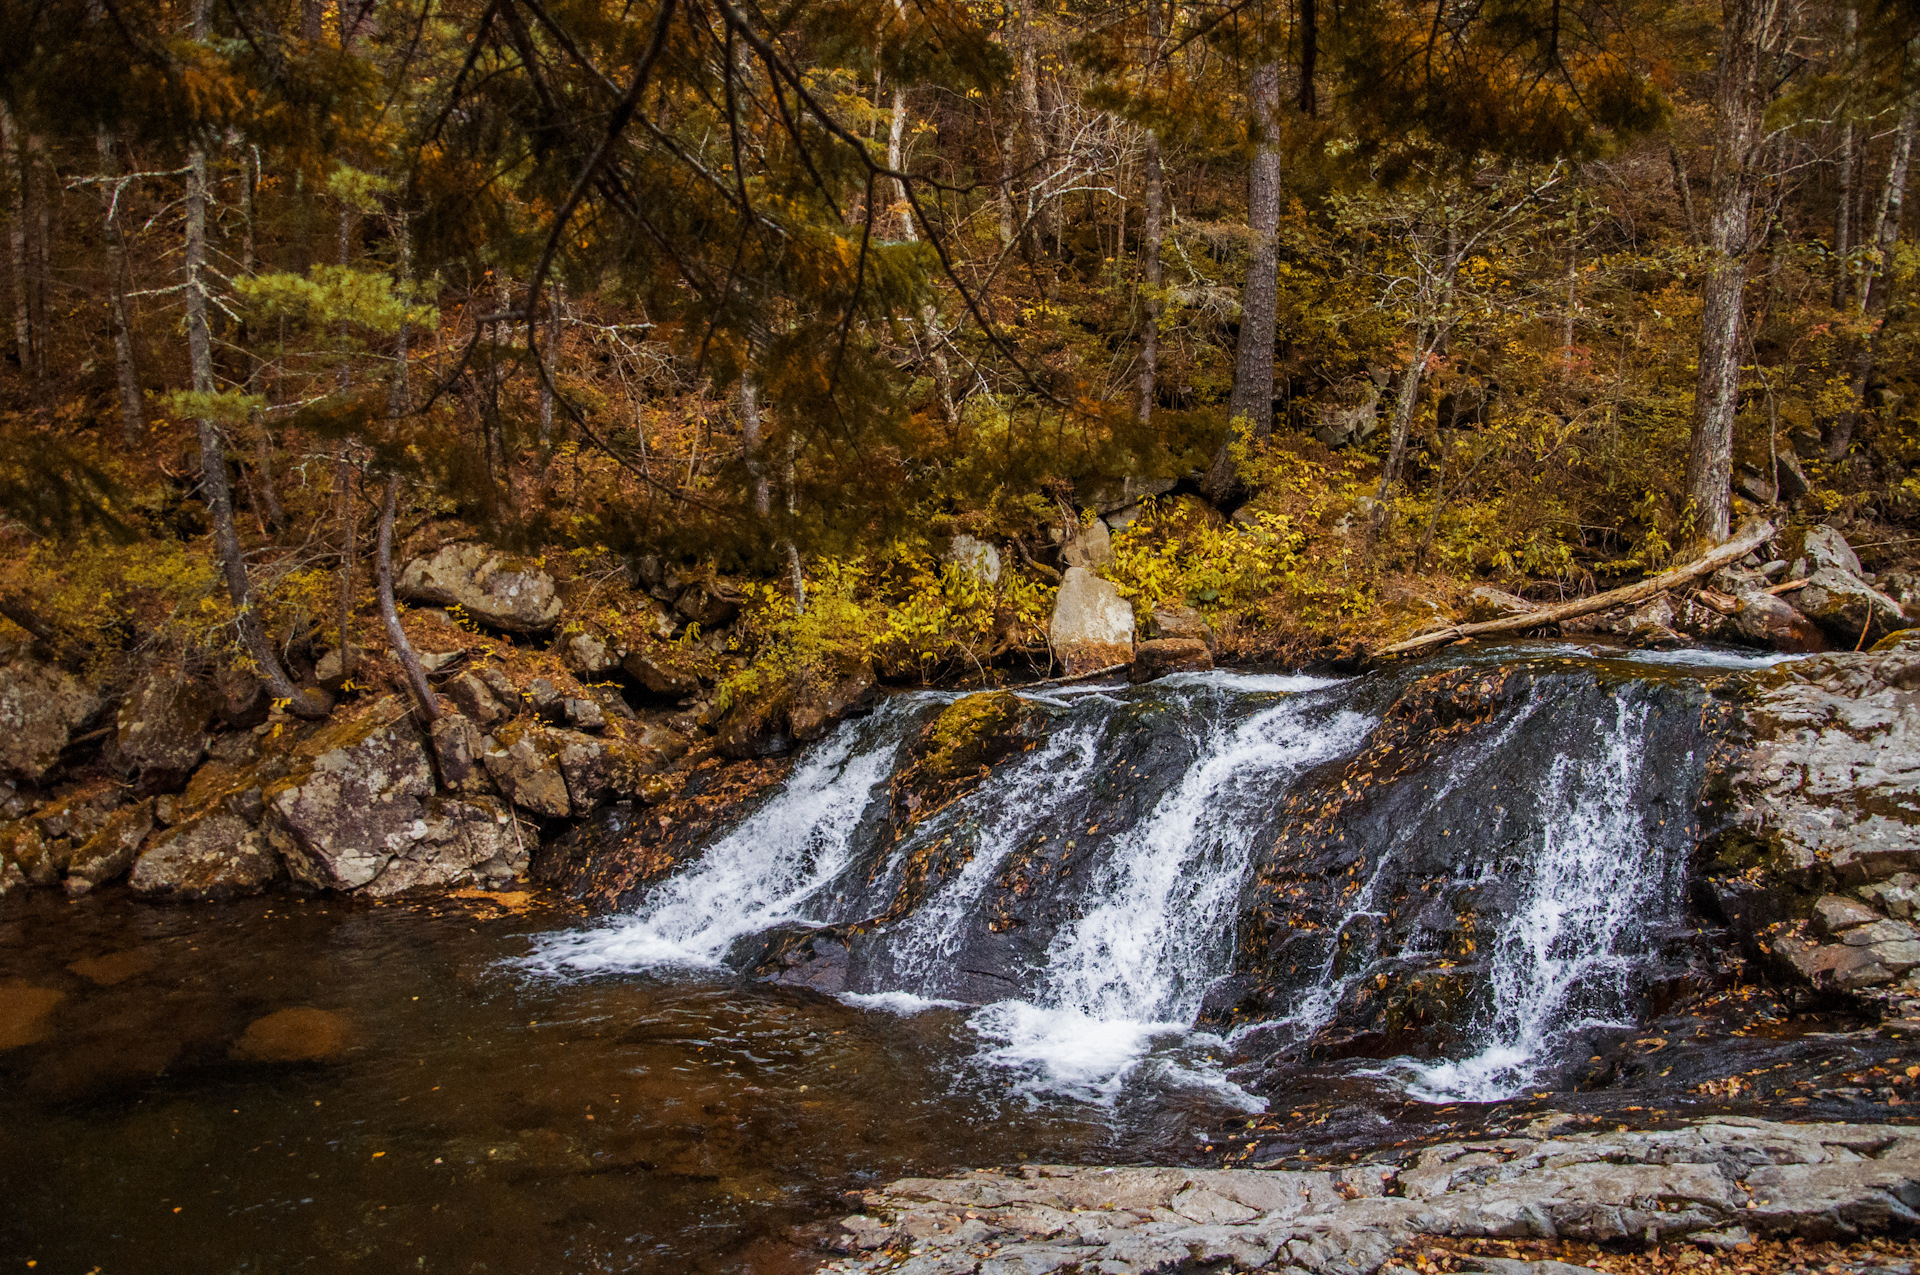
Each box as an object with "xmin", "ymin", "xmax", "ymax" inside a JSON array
[
  {"xmin": 1048, "ymin": 568, "xmax": 1133, "ymax": 676},
  {"xmin": 0, "ymin": 657, "xmax": 98, "ymax": 783},
  {"xmin": 1795, "ymin": 567, "xmax": 1909, "ymax": 645},
  {"xmin": 946, "ymin": 535, "xmax": 1002, "ymax": 587},
  {"xmin": 398, "ymin": 543, "xmax": 562, "ymax": 633},
  {"xmin": 564, "ymin": 697, "xmax": 606, "ymax": 731},
  {"xmin": 130, "ymin": 812, "xmax": 280, "ymax": 901},
  {"xmin": 1816, "ymin": 893, "xmax": 1884, "ymax": 935},
  {"xmin": 105, "ymin": 670, "xmax": 218, "ymax": 789},
  {"xmin": 674, "ymin": 582, "xmax": 741, "ymax": 629},
  {"xmin": 622, "ymin": 645, "xmax": 703, "ymax": 697},
  {"xmin": 313, "ymin": 645, "xmax": 366, "ymax": 690},
  {"xmin": 1784, "ymin": 524, "xmax": 1865, "ymax": 579},
  {"xmin": 62, "ymin": 800, "xmax": 155, "ymax": 896},
  {"xmin": 1147, "ymin": 605, "xmax": 1212, "ymax": 645},
  {"xmin": 362, "ymin": 797, "xmax": 530, "ymax": 895},
  {"xmin": 1059, "ymin": 517, "xmax": 1115, "ymax": 572},
  {"xmin": 1860, "ymin": 874, "xmax": 1920, "ymax": 920},
  {"xmin": 563, "ymin": 631, "xmax": 618, "ymax": 675},
  {"xmin": 482, "ymin": 733, "xmax": 573, "ymax": 817},
  {"xmin": 446, "ymin": 671, "xmax": 509, "ymax": 726},
  {"xmin": 1466, "ymin": 587, "xmax": 1536, "ymax": 623},
  {"xmin": 263, "ymin": 708, "xmax": 439, "ymax": 892},
  {"xmin": 429, "ymin": 713, "xmax": 488, "ymax": 791}
]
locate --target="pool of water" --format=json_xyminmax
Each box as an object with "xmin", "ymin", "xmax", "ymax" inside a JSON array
[{"xmin": 0, "ymin": 889, "xmax": 1243, "ymax": 1274}]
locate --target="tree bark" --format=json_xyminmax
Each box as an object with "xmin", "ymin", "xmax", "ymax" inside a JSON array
[
  {"xmin": 1204, "ymin": 61, "xmax": 1282, "ymax": 504},
  {"xmin": 1685, "ymin": 0, "xmax": 1782, "ymax": 544},
  {"xmin": 1, "ymin": 103, "xmax": 35, "ymax": 389},
  {"xmin": 1829, "ymin": 101, "xmax": 1916, "ymax": 461},
  {"xmin": 1374, "ymin": 323, "xmax": 1435, "ymax": 507},
  {"xmin": 376, "ymin": 474, "xmax": 439, "ymax": 723},
  {"xmin": 94, "ymin": 128, "xmax": 144, "ymax": 445},
  {"xmin": 1833, "ymin": 8, "xmax": 1858, "ymax": 309},
  {"xmin": 1136, "ymin": 128, "xmax": 1164, "ymax": 425}
]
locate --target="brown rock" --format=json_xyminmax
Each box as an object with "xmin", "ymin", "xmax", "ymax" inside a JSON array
[
  {"xmin": 62, "ymin": 800, "xmax": 155, "ymax": 896},
  {"xmin": 1148, "ymin": 604, "xmax": 1213, "ymax": 646},
  {"xmin": 1130, "ymin": 638, "xmax": 1214, "ymax": 683},
  {"xmin": 482, "ymin": 732, "xmax": 573, "ymax": 816},
  {"xmin": 262, "ymin": 707, "xmax": 439, "ymax": 891},
  {"xmin": 1733, "ymin": 592, "xmax": 1828, "ymax": 653},
  {"xmin": 130, "ymin": 813, "xmax": 281, "ymax": 901},
  {"xmin": 231, "ymin": 1007, "xmax": 354, "ymax": 1062},
  {"xmin": 674, "ymin": 582, "xmax": 741, "ymax": 629},
  {"xmin": 0, "ymin": 657, "xmax": 98, "ymax": 783},
  {"xmin": 446, "ymin": 671, "xmax": 508, "ymax": 726},
  {"xmin": 397, "ymin": 543, "xmax": 562, "ymax": 633},
  {"xmin": 622, "ymin": 643, "xmax": 704, "ymax": 697},
  {"xmin": 1814, "ymin": 894, "xmax": 1882, "ymax": 936},
  {"xmin": 0, "ymin": 981, "xmax": 64, "ymax": 1049},
  {"xmin": 789, "ymin": 663, "xmax": 875, "ymax": 741},
  {"xmin": 105, "ymin": 670, "xmax": 218, "ymax": 790}
]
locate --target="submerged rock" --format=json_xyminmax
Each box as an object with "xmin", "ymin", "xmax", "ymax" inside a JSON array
[
  {"xmin": 231, "ymin": 1007, "xmax": 354, "ymax": 1062},
  {"xmin": 398, "ymin": 543, "xmax": 562, "ymax": 634},
  {"xmin": 1048, "ymin": 567, "xmax": 1133, "ymax": 675}
]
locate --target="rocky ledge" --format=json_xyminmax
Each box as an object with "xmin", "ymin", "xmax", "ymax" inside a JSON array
[{"xmin": 822, "ymin": 1118, "xmax": 1920, "ymax": 1275}]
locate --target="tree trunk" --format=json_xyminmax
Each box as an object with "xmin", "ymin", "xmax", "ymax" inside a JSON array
[
  {"xmin": 537, "ymin": 285, "xmax": 557, "ymax": 447},
  {"xmin": 1669, "ymin": 143, "xmax": 1699, "ymax": 247},
  {"xmin": 1136, "ymin": 128, "xmax": 1164, "ymax": 425},
  {"xmin": 1, "ymin": 103, "xmax": 35, "ymax": 388},
  {"xmin": 1685, "ymin": 0, "xmax": 1782, "ymax": 544},
  {"xmin": 95, "ymin": 128, "xmax": 144, "ymax": 445},
  {"xmin": 1012, "ymin": 0, "xmax": 1049, "ymax": 248},
  {"xmin": 1374, "ymin": 323, "xmax": 1434, "ymax": 507},
  {"xmin": 334, "ymin": 460, "xmax": 356, "ymax": 675},
  {"xmin": 376, "ymin": 474, "xmax": 439, "ymax": 723},
  {"xmin": 1204, "ymin": 61, "xmax": 1282, "ymax": 504},
  {"xmin": 1834, "ymin": 10, "xmax": 1858, "ymax": 309},
  {"xmin": 739, "ymin": 358, "xmax": 771, "ymax": 518},
  {"xmin": 1829, "ymin": 101, "xmax": 1916, "ymax": 461}
]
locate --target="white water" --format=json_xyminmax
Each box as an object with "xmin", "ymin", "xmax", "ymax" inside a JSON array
[
  {"xmin": 1401, "ymin": 699, "xmax": 1673, "ymax": 1102},
  {"xmin": 524, "ymin": 696, "xmax": 931, "ymax": 974},
  {"xmin": 971, "ymin": 692, "xmax": 1373, "ymax": 1103}
]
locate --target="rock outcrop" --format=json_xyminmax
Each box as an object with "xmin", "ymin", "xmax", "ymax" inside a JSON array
[
  {"xmin": 1049, "ymin": 568, "xmax": 1134, "ymax": 675},
  {"xmin": 823, "ymin": 1118, "xmax": 1920, "ymax": 1274},
  {"xmin": 130, "ymin": 812, "xmax": 281, "ymax": 901},
  {"xmin": 0, "ymin": 657, "xmax": 98, "ymax": 783},
  {"xmin": 398, "ymin": 543, "xmax": 562, "ymax": 633}
]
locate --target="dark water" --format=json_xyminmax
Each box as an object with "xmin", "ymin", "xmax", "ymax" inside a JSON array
[{"xmin": 0, "ymin": 890, "xmax": 1237, "ymax": 1274}]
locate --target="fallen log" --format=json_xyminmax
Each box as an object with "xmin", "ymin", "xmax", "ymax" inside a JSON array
[{"xmin": 1376, "ymin": 519, "xmax": 1777, "ymax": 659}]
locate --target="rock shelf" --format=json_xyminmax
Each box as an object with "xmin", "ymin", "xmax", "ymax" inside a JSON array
[{"xmin": 823, "ymin": 1118, "xmax": 1920, "ymax": 1274}]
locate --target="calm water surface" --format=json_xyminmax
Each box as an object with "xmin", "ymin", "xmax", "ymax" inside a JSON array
[{"xmin": 0, "ymin": 889, "xmax": 1236, "ymax": 1274}]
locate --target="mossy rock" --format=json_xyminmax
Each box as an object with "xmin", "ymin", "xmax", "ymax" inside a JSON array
[
  {"xmin": 890, "ymin": 691, "xmax": 1051, "ymax": 829},
  {"xmin": 1870, "ymin": 628, "xmax": 1920, "ymax": 653}
]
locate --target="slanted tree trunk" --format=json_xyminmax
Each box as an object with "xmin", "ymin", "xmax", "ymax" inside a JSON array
[
  {"xmin": 94, "ymin": 128, "xmax": 144, "ymax": 445},
  {"xmin": 1829, "ymin": 101, "xmax": 1917, "ymax": 461},
  {"xmin": 1374, "ymin": 323, "xmax": 1437, "ymax": 509},
  {"xmin": 376, "ymin": 474, "xmax": 438, "ymax": 723},
  {"xmin": 187, "ymin": 0, "xmax": 328, "ymax": 719},
  {"xmin": 1204, "ymin": 61, "xmax": 1282, "ymax": 504},
  {"xmin": 1685, "ymin": 0, "xmax": 1784, "ymax": 543}
]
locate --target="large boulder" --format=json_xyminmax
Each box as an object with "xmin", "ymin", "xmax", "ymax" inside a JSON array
[
  {"xmin": 130, "ymin": 812, "xmax": 281, "ymax": 901},
  {"xmin": 62, "ymin": 800, "xmax": 155, "ymax": 896},
  {"xmin": 262, "ymin": 706, "xmax": 439, "ymax": 891},
  {"xmin": 104, "ymin": 670, "xmax": 218, "ymax": 790},
  {"xmin": 0, "ymin": 658, "xmax": 98, "ymax": 783},
  {"xmin": 1048, "ymin": 567, "xmax": 1134, "ymax": 676},
  {"xmin": 397, "ymin": 543, "xmax": 562, "ymax": 634},
  {"xmin": 1793, "ymin": 567, "xmax": 1909, "ymax": 646},
  {"xmin": 1732, "ymin": 591, "xmax": 1829, "ymax": 653},
  {"xmin": 1782, "ymin": 524, "xmax": 1864, "ymax": 579},
  {"xmin": 481, "ymin": 730, "xmax": 574, "ymax": 816},
  {"xmin": 362, "ymin": 797, "xmax": 531, "ymax": 895},
  {"xmin": 1147, "ymin": 604, "xmax": 1212, "ymax": 646}
]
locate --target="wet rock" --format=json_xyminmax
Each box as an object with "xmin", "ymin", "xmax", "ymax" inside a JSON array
[
  {"xmin": 262, "ymin": 706, "xmax": 439, "ymax": 892},
  {"xmin": 231, "ymin": 1007, "xmax": 353, "ymax": 1062},
  {"xmin": 1130, "ymin": 637, "xmax": 1213, "ymax": 683},
  {"xmin": 130, "ymin": 812, "xmax": 280, "ymax": 901},
  {"xmin": 62, "ymin": 800, "xmax": 155, "ymax": 896},
  {"xmin": 1059, "ymin": 516, "xmax": 1115, "ymax": 572},
  {"xmin": 789, "ymin": 663, "xmax": 876, "ymax": 741},
  {"xmin": 890, "ymin": 692, "xmax": 1048, "ymax": 831},
  {"xmin": 367, "ymin": 796, "xmax": 531, "ymax": 894},
  {"xmin": 1793, "ymin": 567, "xmax": 1909, "ymax": 646},
  {"xmin": 104, "ymin": 670, "xmax": 218, "ymax": 790},
  {"xmin": 1048, "ymin": 568, "xmax": 1133, "ymax": 676},
  {"xmin": 946, "ymin": 534, "xmax": 1001, "ymax": 587},
  {"xmin": 0, "ymin": 657, "xmax": 98, "ymax": 783},
  {"xmin": 0, "ymin": 981, "xmax": 65, "ymax": 1049},
  {"xmin": 715, "ymin": 689, "xmax": 794, "ymax": 761},
  {"xmin": 1732, "ymin": 591, "xmax": 1828, "ymax": 653},
  {"xmin": 446, "ymin": 670, "xmax": 509, "ymax": 726},
  {"xmin": 1772, "ymin": 926, "xmax": 1899, "ymax": 991},
  {"xmin": 1147, "ymin": 604, "xmax": 1212, "ymax": 646},
  {"xmin": 398, "ymin": 543, "xmax": 562, "ymax": 634},
  {"xmin": 1465, "ymin": 587, "xmax": 1536, "ymax": 624}
]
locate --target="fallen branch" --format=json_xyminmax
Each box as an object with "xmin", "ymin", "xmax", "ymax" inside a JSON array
[{"xmin": 1376, "ymin": 519, "xmax": 1777, "ymax": 658}]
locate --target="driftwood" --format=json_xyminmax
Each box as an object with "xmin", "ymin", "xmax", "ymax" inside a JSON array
[{"xmin": 1377, "ymin": 519, "xmax": 1777, "ymax": 658}]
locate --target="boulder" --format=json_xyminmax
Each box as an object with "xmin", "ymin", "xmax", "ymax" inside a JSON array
[
  {"xmin": 130, "ymin": 812, "xmax": 281, "ymax": 901},
  {"xmin": 562, "ymin": 631, "xmax": 619, "ymax": 676},
  {"xmin": 789, "ymin": 663, "xmax": 876, "ymax": 741},
  {"xmin": 673, "ymin": 582, "xmax": 741, "ymax": 629},
  {"xmin": 622, "ymin": 644, "xmax": 704, "ymax": 698},
  {"xmin": 1075, "ymin": 475, "xmax": 1177, "ymax": 516},
  {"xmin": 397, "ymin": 543, "xmax": 562, "ymax": 634},
  {"xmin": 1783, "ymin": 524, "xmax": 1864, "ymax": 579},
  {"xmin": 1060, "ymin": 517, "xmax": 1115, "ymax": 571},
  {"xmin": 262, "ymin": 707, "xmax": 439, "ymax": 892},
  {"xmin": 716, "ymin": 689, "xmax": 794, "ymax": 761},
  {"xmin": 104, "ymin": 670, "xmax": 218, "ymax": 790},
  {"xmin": 428, "ymin": 713, "xmax": 488, "ymax": 791},
  {"xmin": 1793, "ymin": 567, "xmax": 1909, "ymax": 645},
  {"xmin": 1048, "ymin": 567, "xmax": 1133, "ymax": 675},
  {"xmin": 482, "ymin": 732, "xmax": 573, "ymax": 817},
  {"xmin": 1130, "ymin": 638, "xmax": 1214, "ymax": 683},
  {"xmin": 1622, "ymin": 595, "xmax": 1686, "ymax": 648},
  {"xmin": 945, "ymin": 534, "xmax": 1001, "ymax": 587},
  {"xmin": 313, "ymin": 645, "xmax": 366, "ymax": 691},
  {"xmin": 446, "ymin": 670, "xmax": 509, "ymax": 726},
  {"xmin": 62, "ymin": 800, "xmax": 155, "ymax": 896},
  {"xmin": 1732, "ymin": 592, "xmax": 1828, "ymax": 653},
  {"xmin": 0, "ymin": 657, "xmax": 98, "ymax": 783},
  {"xmin": 1147, "ymin": 604, "xmax": 1213, "ymax": 646},
  {"xmin": 563, "ymin": 697, "xmax": 606, "ymax": 731},
  {"xmin": 362, "ymin": 796, "xmax": 530, "ymax": 895}
]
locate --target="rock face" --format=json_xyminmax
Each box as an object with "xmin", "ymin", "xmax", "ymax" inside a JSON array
[
  {"xmin": 130, "ymin": 812, "xmax": 280, "ymax": 901},
  {"xmin": 0, "ymin": 658, "xmax": 98, "ymax": 783},
  {"xmin": 262, "ymin": 708, "xmax": 439, "ymax": 892},
  {"xmin": 1130, "ymin": 637, "xmax": 1213, "ymax": 683},
  {"xmin": 104, "ymin": 670, "xmax": 217, "ymax": 790},
  {"xmin": 1793, "ymin": 567, "xmax": 1909, "ymax": 645},
  {"xmin": 62, "ymin": 801, "xmax": 154, "ymax": 896},
  {"xmin": 1049, "ymin": 568, "xmax": 1134, "ymax": 675},
  {"xmin": 1698, "ymin": 645, "xmax": 1920, "ymax": 1020},
  {"xmin": 398, "ymin": 543, "xmax": 562, "ymax": 633},
  {"xmin": 822, "ymin": 1119, "xmax": 1920, "ymax": 1274}
]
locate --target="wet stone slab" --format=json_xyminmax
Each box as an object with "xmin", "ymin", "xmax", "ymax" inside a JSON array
[{"xmin": 821, "ymin": 1117, "xmax": 1920, "ymax": 1274}]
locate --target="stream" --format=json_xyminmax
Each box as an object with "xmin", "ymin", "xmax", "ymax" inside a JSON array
[{"xmin": 4, "ymin": 643, "xmax": 1910, "ymax": 1272}]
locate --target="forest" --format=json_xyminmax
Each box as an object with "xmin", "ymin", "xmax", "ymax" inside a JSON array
[{"xmin": 2, "ymin": 0, "xmax": 1917, "ymax": 706}]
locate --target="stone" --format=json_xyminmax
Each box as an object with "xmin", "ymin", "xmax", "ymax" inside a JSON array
[
  {"xmin": 1130, "ymin": 637, "xmax": 1213, "ymax": 683},
  {"xmin": 1773, "ymin": 927, "xmax": 1898, "ymax": 990},
  {"xmin": 397, "ymin": 543, "xmax": 562, "ymax": 633},
  {"xmin": 715, "ymin": 690, "xmax": 794, "ymax": 761},
  {"xmin": 673, "ymin": 582, "xmax": 741, "ymax": 629},
  {"xmin": 104, "ymin": 670, "xmax": 218, "ymax": 790},
  {"xmin": 1815, "ymin": 893, "xmax": 1883, "ymax": 935},
  {"xmin": 525, "ymin": 677, "xmax": 563, "ymax": 718},
  {"xmin": 1465, "ymin": 587, "xmax": 1537, "ymax": 623},
  {"xmin": 1860, "ymin": 874, "xmax": 1920, "ymax": 920},
  {"xmin": 946, "ymin": 534, "xmax": 1002, "ymax": 587},
  {"xmin": 622, "ymin": 644, "xmax": 704, "ymax": 698},
  {"xmin": 213, "ymin": 664, "xmax": 270, "ymax": 727},
  {"xmin": 475, "ymin": 666, "xmax": 519, "ymax": 706},
  {"xmin": 446, "ymin": 670, "xmax": 509, "ymax": 725},
  {"xmin": 0, "ymin": 982, "xmax": 65, "ymax": 1049},
  {"xmin": 1732, "ymin": 591, "xmax": 1828, "ymax": 653},
  {"xmin": 1838, "ymin": 918, "xmax": 1920, "ymax": 947},
  {"xmin": 482, "ymin": 732, "xmax": 573, "ymax": 817},
  {"xmin": 1794, "ymin": 567, "xmax": 1909, "ymax": 645},
  {"xmin": 364, "ymin": 796, "xmax": 531, "ymax": 894},
  {"xmin": 0, "ymin": 657, "xmax": 98, "ymax": 783},
  {"xmin": 563, "ymin": 631, "xmax": 618, "ymax": 675},
  {"xmin": 231, "ymin": 1007, "xmax": 353, "ymax": 1062},
  {"xmin": 1147, "ymin": 604, "xmax": 1212, "ymax": 645},
  {"xmin": 563, "ymin": 697, "xmax": 606, "ymax": 731},
  {"xmin": 1048, "ymin": 568, "xmax": 1134, "ymax": 676},
  {"xmin": 130, "ymin": 812, "xmax": 280, "ymax": 901},
  {"xmin": 789, "ymin": 663, "xmax": 876, "ymax": 741},
  {"xmin": 1622, "ymin": 595, "xmax": 1686, "ymax": 648},
  {"xmin": 1783, "ymin": 524, "xmax": 1865, "ymax": 579},
  {"xmin": 62, "ymin": 800, "xmax": 155, "ymax": 896},
  {"xmin": 313, "ymin": 645, "xmax": 367, "ymax": 691},
  {"xmin": 429, "ymin": 713, "xmax": 487, "ymax": 790},
  {"xmin": 1872, "ymin": 627, "xmax": 1920, "ymax": 653},
  {"xmin": 1059, "ymin": 517, "xmax": 1114, "ymax": 572},
  {"xmin": 1074, "ymin": 475, "xmax": 1177, "ymax": 515},
  {"xmin": 262, "ymin": 707, "xmax": 439, "ymax": 892}
]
